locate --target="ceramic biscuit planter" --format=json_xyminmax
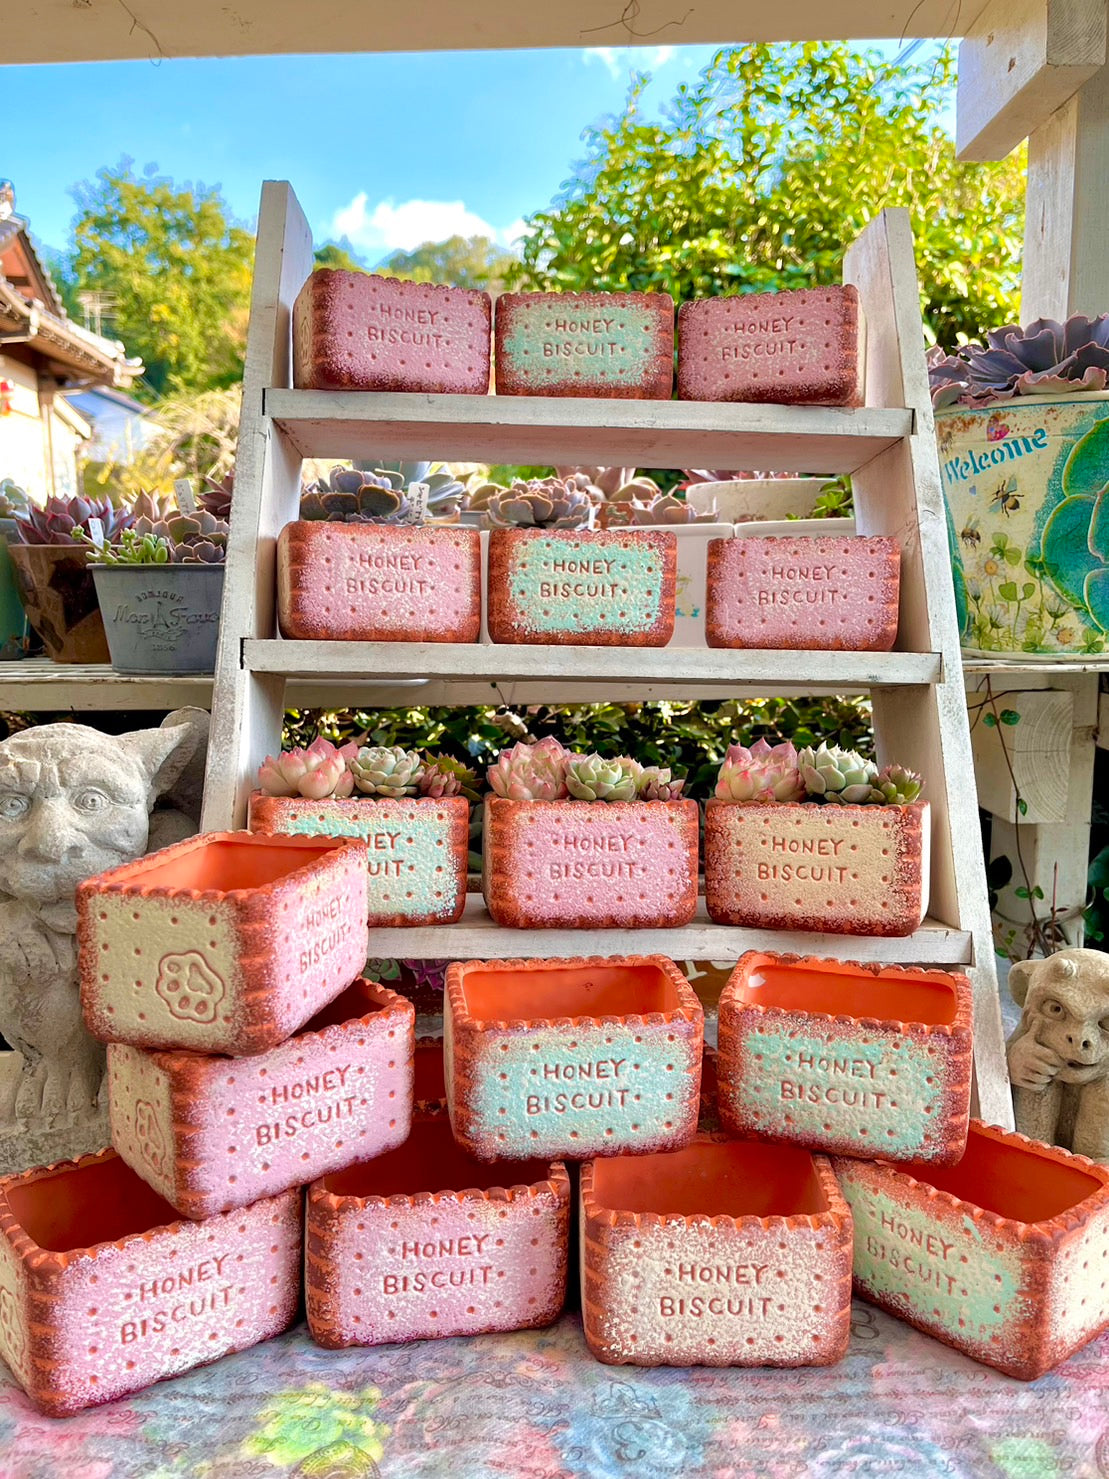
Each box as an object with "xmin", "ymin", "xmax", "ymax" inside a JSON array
[
  {"xmin": 0, "ymin": 1147, "xmax": 300, "ymax": 1417},
  {"xmin": 835, "ymin": 1121, "xmax": 1109, "ymax": 1380},
  {"xmin": 483, "ymin": 796, "xmax": 699, "ymax": 930},
  {"xmin": 305, "ymin": 1115, "xmax": 570, "ymax": 1347},
  {"xmin": 580, "ymin": 1136, "xmax": 853, "ymax": 1367},
  {"xmin": 107, "ymin": 978, "xmax": 414, "ymax": 1220},
  {"xmin": 717, "ymin": 952, "xmax": 972, "ymax": 1164},
  {"xmin": 277, "ymin": 522, "xmax": 482, "ymax": 643},
  {"xmin": 445, "ymin": 955, "xmax": 703, "ymax": 1161},
  {"xmin": 248, "ymin": 792, "xmax": 469, "ymax": 927},
  {"xmin": 495, "ymin": 290, "xmax": 675, "ymax": 399},
  {"xmin": 486, "ymin": 527, "xmax": 677, "ymax": 646},
  {"xmin": 78, "ymin": 831, "xmax": 370, "ymax": 1055},
  {"xmin": 703, "ymin": 799, "xmax": 929, "ymax": 937}
]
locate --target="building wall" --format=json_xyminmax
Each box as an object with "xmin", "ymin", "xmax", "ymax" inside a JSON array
[{"xmin": 0, "ymin": 352, "xmax": 85, "ymax": 499}]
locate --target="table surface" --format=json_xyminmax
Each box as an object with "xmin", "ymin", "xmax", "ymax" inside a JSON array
[{"xmin": 2, "ymin": 1305, "xmax": 1107, "ymax": 1479}]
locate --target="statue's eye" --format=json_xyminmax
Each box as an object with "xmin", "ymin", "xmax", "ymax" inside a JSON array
[
  {"xmin": 1043, "ymin": 998, "xmax": 1065, "ymax": 1018},
  {"xmin": 74, "ymin": 789, "xmax": 109, "ymax": 814},
  {"xmin": 0, "ymin": 794, "xmax": 28, "ymax": 820}
]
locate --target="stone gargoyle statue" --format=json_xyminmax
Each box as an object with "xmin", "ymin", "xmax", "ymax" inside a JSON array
[
  {"xmin": 0, "ymin": 710, "xmax": 207, "ymax": 1132},
  {"xmin": 1007, "ymin": 948, "xmax": 1109, "ymax": 1162}
]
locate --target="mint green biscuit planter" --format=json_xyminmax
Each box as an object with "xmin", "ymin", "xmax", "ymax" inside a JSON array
[{"xmin": 936, "ymin": 396, "xmax": 1109, "ymax": 658}]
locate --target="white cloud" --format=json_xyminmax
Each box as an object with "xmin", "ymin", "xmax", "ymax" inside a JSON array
[
  {"xmin": 583, "ymin": 44, "xmax": 675, "ymax": 77},
  {"xmin": 328, "ymin": 193, "xmax": 503, "ymax": 254}
]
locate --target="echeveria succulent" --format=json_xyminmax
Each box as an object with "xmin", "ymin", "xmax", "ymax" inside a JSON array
[
  {"xmin": 350, "ymin": 745, "xmax": 425, "ymax": 797},
  {"xmin": 487, "ymin": 736, "xmax": 570, "ymax": 801},
  {"xmin": 635, "ymin": 764, "xmax": 686, "ymax": 801},
  {"xmin": 10, "ymin": 495, "xmax": 133, "ymax": 547},
  {"xmin": 417, "ymin": 754, "xmax": 479, "ymax": 800},
  {"xmin": 125, "ymin": 501, "xmax": 230, "ymax": 565},
  {"xmin": 199, "ymin": 471, "xmax": 234, "ymax": 520},
  {"xmin": 301, "ymin": 468, "xmax": 415, "ymax": 525},
  {"xmin": 564, "ymin": 753, "xmax": 641, "ymax": 801},
  {"xmin": 715, "ymin": 739, "xmax": 805, "ymax": 803},
  {"xmin": 257, "ymin": 737, "xmax": 357, "ymax": 800},
  {"xmin": 799, "ymin": 742, "xmax": 878, "ymax": 804},
  {"xmin": 481, "ymin": 478, "xmax": 594, "ymax": 531},
  {"xmin": 628, "ymin": 492, "xmax": 720, "ymax": 525},
  {"xmin": 868, "ymin": 763, "xmax": 924, "ymax": 805},
  {"xmin": 928, "ymin": 315, "xmax": 1109, "ymax": 408}
]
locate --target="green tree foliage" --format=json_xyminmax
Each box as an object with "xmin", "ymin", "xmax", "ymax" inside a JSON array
[
  {"xmin": 70, "ymin": 162, "xmax": 254, "ymax": 399},
  {"xmin": 314, "ymin": 241, "xmax": 366, "ymax": 272},
  {"xmin": 520, "ymin": 45, "xmax": 1025, "ymax": 344},
  {"xmin": 378, "ymin": 235, "xmax": 520, "ymax": 294}
]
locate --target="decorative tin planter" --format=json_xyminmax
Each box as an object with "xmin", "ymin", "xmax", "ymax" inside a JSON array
[
  {"xmin": 248, "ymin": 792, "xmax": 469, "ymax": 928},
  {"xmin": 483, "ymin": 796, "xmax": 699, "ymax": 929},
  {"xmin": 717, "ymin": 951, "xmax": 972, "ymax": 1163},
  {"xmin": 305, "ymin": 1115, "xmax": 570, "ymax": 1347},
  {"xmin": 0, "ymin": 1147, "xmax": 300, "ymax": 1416},
  {"xmin": 580, "ymin": 1136, "xmax": 853, "ymax": 1366},
  {"xmin": 669, "ymin": 523, "xmax": 733, "ymax": 647},
  {"xmin": 107, "ymin": 978, "xmax": 414, "ymax": 1219},
  {"xmin": 677, "ymin": 286, "xmax": 864, "ymax": 406},
  {"xmin": 92, "ymin": 564, "xmax": 224, "ymax": 674},
  {"xmin": 292, "ymin": 271, "xmax": 491, "ymax": 394},
  {"xmin": 706, "ymin": 535, "xmax": 900, "ymax": 650},
  {"xmin": 495, "ymin": 291, "xmax": 674, "ymax": 399},
  {"xmin": 835, "ymin": 1121, "xmax": 1109, "ymax": 1380},
  {"xmin": 276, "ymin": 522, "xmax": 481, "ymax": 643},
  {"xmin": 445, "ymin": 954, "xmax": 703, "ymax": 1161},
  {"xmin": 9, "ymin": 543, "xmax": 109, "ymax": 663},
  {"xmin": 937, "ymin": 397, "xmax": 1109, "ymax": 658},
  {"xmin": 487, "ymin": 527, "xmax": 676, "ymax": 646},
  {"xmin": 703, "ymin": 799, "xmax": 929, "ymax": 937},
  {"xmin": 78, "ymin": 832, "xmax": 369, "ymax": 1055}
]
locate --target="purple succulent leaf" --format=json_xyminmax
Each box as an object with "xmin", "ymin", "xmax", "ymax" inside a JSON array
[
  {"xmin": 983, "ymin": 323, "xmax": 1027, "ymax": 352},
  {"xmin": 331, "ymin": 469, "xmax": 366, "ymax": 494},
  {"xmin": 1072, "ymin": 342, "xmax": 1109, "ymax": 373},
  {"xmin": 931, "ymin": 381, "xmax": 967, "ymax": 409},
  {"xmin": 1015, "ymin": 365, "xmax": 1109, "ymax": 396}
]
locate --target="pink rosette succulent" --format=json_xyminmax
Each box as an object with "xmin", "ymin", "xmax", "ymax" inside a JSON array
[
  {"xmin": 714, "ymin": 738, "xmax": 805, "ymax": 803},
  {"xmin": 487, "ymin": 736, "xmax": 571, "ymax": 800},
  {"xmin": 257, "ymin": 737, "xmax": 358, "ymax": 800}
]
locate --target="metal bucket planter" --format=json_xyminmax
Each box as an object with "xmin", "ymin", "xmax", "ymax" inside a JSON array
[
  {"xmin": 936, "ymin": 395, "xmax": 1109, "ymax": 657},
  {"xmin": 8, "ymin": 544, "xmax": 108, "ymax": 663},
  {"xmin": 92, "ymin": 564, "xmax": 224, "ymax": 673}
]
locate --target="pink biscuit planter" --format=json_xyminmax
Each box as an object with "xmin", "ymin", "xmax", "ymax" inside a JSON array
[
  {"xmin": 703, "ymin": 799, "xmax": 930, "ymax": 937},
  {"xmin": 717, "ymin": 951, "xmax": 972, "ymax": 1164},
  {"xmin": 445, "ymin": 955, "xmax": 703, "ymax": 1162},
  {"xmin": 107, "ymin": 978, "xmax": 415, "ymax": 1220},
  {"xmin": 248, "ymin": 792, "xmax": 469, "ymax": 928},
  {"xmin": 494, "ymin": 290, "xmax": 675, "ymax": 399},
  {"xmin": 677, "ymin": 285, "xmax": 864, "ymax": 405},
  {"xmin": 0, "ymin": 1147, "xmax": 300, "ymax": 1417},
  {"xmin": 834, "ymin": 1121, "xmax": 1109, "ymax": 1380},
  {"xmin": 580, "ymin": 1135, "xmax": 854, "ymax": 1367},
  {"xmin": 305, "ymin": 1115, "xmax": 570, "ymax": 1347},
  {"xmin": 276, "ymin": 522, "xmax": 482, "ymax": 644},
  {"xmin": 77, "ymin": 831, "xmax": 370, "ymax": 1055},
  {"xmin": 483, "ymin": 796, "xmax": 699, "ymax": 930},
  {"xmin": 706, "ymin": 535, "xmax": 901, "ymax": 651},
  {"xmin": 292, "ymin": 270, "xmax": 491, "ymax": 394}
]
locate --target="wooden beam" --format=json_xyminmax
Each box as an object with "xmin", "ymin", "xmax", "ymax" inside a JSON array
[{"xmin": 957, "ymin": 0, "xmax": 1106, "ymax": 161}]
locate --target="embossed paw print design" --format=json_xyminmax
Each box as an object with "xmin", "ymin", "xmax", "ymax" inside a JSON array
[
  {"xmin": 0, "ymin": 1285, "xmax": 26, "ymax": 1368},
  {"xmin": 156, "ymin": 951, "xmax": 226, "ymax": 1023},
  {"xmin": 133, "ymin": 1098, "xmax": 168, "ymax": 1175}
]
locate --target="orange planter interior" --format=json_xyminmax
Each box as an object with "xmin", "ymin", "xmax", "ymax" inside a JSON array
[
  {"xmin": 592, "ymin": 1140, "xmax": 830, "ymax": 1219},
  {"xmin": 5, "ymin": 1154, "xmax": 183, "ymax": 1252},
  {"xmin": 735, "ymin": 957, "xmax": 960, "ymax": 1026},
  {"xmin": 301, "ymin": 978, "xmax": 387, "ymax": 1034},
  {"xmin": 322, "ymin": 1117, "xmax": 553, "ymax": 1200},
  {"xmin": 897, "ymin": 1125, "xmax": 1105, "ymax": 1224},
  {"xmin": 130, "ymin": 837, "xmax": 339, "ymax": 893},
  {"xmin": 459, "ymin": 960, "xmax": 681, "ymax": 1021}
]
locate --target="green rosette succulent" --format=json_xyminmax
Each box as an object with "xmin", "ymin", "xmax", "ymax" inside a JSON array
[
  {"xmin": 565, "ymin": 753, "xmax": 642, "ymax": 801},
  {"xmin": 350, "ymin": 744, "xmax": 425, "ymax": 797},
  {"xmin": 798, "ymin": 742, "xmax": 878, "ymax": 804},
  {"xmin": 417, "ymin": 754, "xmax": 480, "ymax": 802},
  {"xmin": 868, "ymin": 764, "xmax": 924, "ymax": 805},
  {"xmin": 635, "ymin": 764, "xmax": 686, "ymax": 800}
]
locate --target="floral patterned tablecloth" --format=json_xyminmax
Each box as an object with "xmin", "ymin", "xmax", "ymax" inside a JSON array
[{"xmin": 2, "ymin": 1305, "xmax": 1107, "ymax": 1478}]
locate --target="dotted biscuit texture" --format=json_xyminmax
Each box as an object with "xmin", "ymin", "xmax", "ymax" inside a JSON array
[
  {"xmin": 706, "ymin": 536, "xmax": 900, "ymax": 651},
  {"xmin": 292, "ymin": 270, "xmax": 491, "ymax": 394},
  {"xmin": 703, "ymin": 799, "xmax": 928, "ymax": 937},
  {"xmin": 278, "ymin": 522, "xmax": 482, "ymax": 643},
  {"xmin": 677, "ymin": 286, "xmax": 864, "ymax": 405},
  {"xmin": 495, "ymin": 290, "xmax": 674, "ymax": 398},
  {"xmin": 835, "ymin": 1122, "xmax": 1109, "ymax": 1380}
]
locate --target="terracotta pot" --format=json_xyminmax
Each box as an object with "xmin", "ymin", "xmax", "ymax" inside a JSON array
[
  {"xmin": 706, "ymin": 535, "xmax": 900, "ymax": 650},
  {"xmin": 305, "ymin": 1115, "xmax": 570, "ymax": 1347},
  {"xmin": 580, "ymin": 1135, "xmax": 853, "ymax": 1366},
  {"xmin": 249, "ymin": 791, "xmax": 469, "ymax": 927},
  {"xmin": 717, "ymin": 951, "xmax": 972, "ymax": 1163},
  {"xmin": 0, "ymin": 1147, "xmax": 300, "ymax": 1416},
  {"xmin": 277, "ymin": 522, "xmax": 482, "ymax": 642},
  {"xmin": 835, "ymin": 1120, "xmax": 1109, "ymax": 1380},
  {"xmin": 487, "ymin": 527, "xmax": 676, "ymax": 646},
  {"xmin": 107, "ymin": 978, "xmax": 414, "ymax": 1220},
  {"xmin": 8, "ymin": 543, "xmax": 109, "ymax": 663},
  {"xmin": 77, "ymin": 831, "xmax": 369, "ymax": 1055},
  {"xmin": 703, "ymin": 799, "xmax": 930, "ymax": 937},
  {"xmin": 494, "ymin": 290, "xmax": 674, "ymax": 399},
  {"xmin": 483, "ymin": 796, "xmax": 699, "ymax": 929},
  {"xmin": 445, "ymin": 954, "xmax": 703, "ymax": 1161}
]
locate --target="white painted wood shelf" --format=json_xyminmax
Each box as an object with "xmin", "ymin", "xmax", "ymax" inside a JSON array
[{"xmin": 0, "ymin": 660, "xmax": 214, "ymax": 711}]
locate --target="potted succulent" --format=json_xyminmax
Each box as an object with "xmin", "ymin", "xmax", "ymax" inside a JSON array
[
  {"xmin": 0, "ymin": 481, "xmax": 33, "ymax": 659},
  {"xmin": 248, "ymin": 739, "xmax": 475, "ymax": 927},
  {"xmin": 482, "ymin": 736, "xmax": 698, "ymax": 929},
  {"xmin": 6, "ymin": 494, "xmax": 133, "ymax": 663},
  {"xmin": 278, "ymin": 465, "xmax": 481, "ymax": 643},
  {"xmin": 84, "ymin": 499, "xmax": 229, "ymax": 674},
  {"xmin": 929, "ymin": 316, "xmax": 1109, "ymax": 656},
  {"xmin": 703, "ymin": 737, "xmax": 928, "ymax": 936}
]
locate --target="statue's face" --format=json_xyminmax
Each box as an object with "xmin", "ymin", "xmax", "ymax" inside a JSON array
[
  {"xmin": 1025, "ymin": 955, "xmax": 1109, "ymax": 1085},
  {"xmin": 0, "ymin": 727, "xmax": 154, "ymax": 906}
]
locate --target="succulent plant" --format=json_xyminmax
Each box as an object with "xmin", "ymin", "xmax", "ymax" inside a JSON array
[
  {"xmin": 417, "ymin": 753, "xmax": 480, "ymax": 801},
  {"xmin": 799, "ymin": 742, "xmax": 879, "ymax": 804},
  {"xmin": 487, "ymin": 737, "xmax": 570, "ymax": 800},
  {"xmin": 481, "ymin": 478, "xmax": 594, "ymax": 531},
  {"xmin": 257, "ymin": 737, "xmax": 358, "ymax": 800},
  {"xmin": 199, "ymin": 471, "xmax": 234, "ymax": 520},
  {"xmin": 635, "ymin": 764, "xmax": 686, "ymax": 801},
  {"xmin": 714, "ymin": 739, "xmax": 806, "ymax": 803},
  {"xmin": 554, "ymin": 466, "xmax": 636, "ymax": 497},
  {"xmin": 868, "ymin": 763, "xmax": 924, "ymax": 805},
  {"xmin": 9, "ymin": 494, "xmax": 134, "ymax": 547},
  {"xmin": 564, "ymin": 753, "xmax": 642, "ymax": 801},
  {"xmin": 301, "ymin": 468, "xmax": 415, "ymax": 525},
  {"xmin": 350, "ymin": 745, "xmax": 426, "ymax": 798},
  {"xmin": 928, "ymin": 316, "xmax": 1109, "ymax": 409},
  {"xmin": 0, "ymin": 480, "xmax": 30, "ymax": 521},
  {"xmin": 354, "ymin": 460, "xmax": 465, "ymax": 521},
  {"xmin": 629, "ymin": 492, "xmax": 720, "ymax": 525},
  {"xmin": 128, "ymin": 503, "xmax": 229, "ymax": 564},
  {"xmin": 84, "ymin": 529, "xmax": 173, "ymax": 566}
]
